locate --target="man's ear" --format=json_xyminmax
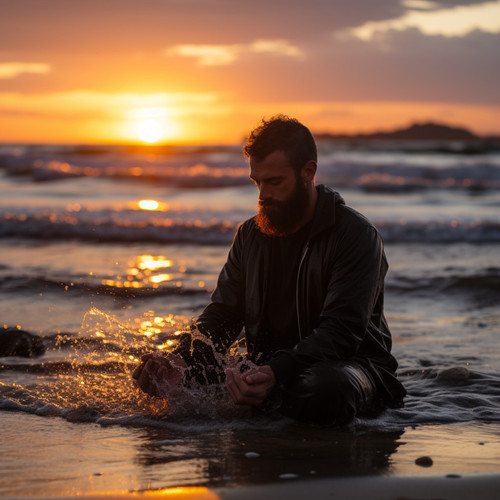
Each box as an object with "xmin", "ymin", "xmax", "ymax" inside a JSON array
[{"xmin": 302, "ymin": 160, "xmax": 317, "ymax": 183}]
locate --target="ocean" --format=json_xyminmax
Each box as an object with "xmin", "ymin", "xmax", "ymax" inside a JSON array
[{"xmin": 0, "ymin": 141, "xmax": 499, "ymax": 496}]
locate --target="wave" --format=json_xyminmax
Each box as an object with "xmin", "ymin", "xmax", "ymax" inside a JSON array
[
  {"xmin": 0, "ymin": 275, "xmax": 209, "ymax": 298},
  {"xmin": 322, "ymin": 162, "xmax": 500, "ymax": 192},
  {"xmin": 2, "ymin": 146, "xmax": 500, "ymax": 191},
  {"xmin": 376, "ymin": 219, "xmax": 500, "ymax": 243},
  {"xmin": 374, "ymin": 368, "xmax": 500, "ymax": 426},
  {"xmin": 0, "ymin": 212, "xmax": 237, "ymax": 244},
  {"xmin": 386, "ymin": 269, "xmax": 500, "ymax": 296},
  {"xmin": 2, "ymin": 211, "xmax": 500, "ymax": 243},
  {"xmin": 0, "ymin": 149, "xmax": 251, "ymax": 188}
]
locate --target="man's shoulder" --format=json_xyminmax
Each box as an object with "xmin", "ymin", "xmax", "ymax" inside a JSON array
[
  {"xmin": 233, "ymin": 217, "xmax": 262, "ymax": 245},
  {"xmin": 337, "ymin": 202, "xmax": 375, "ymax": 230},
  {"xmin": 316, "ymin": 185, "xmax": 377, "ymax": 234},
  {"xmin": 237, "ymin": 217, "xmax": 259, "ymax": 234}
]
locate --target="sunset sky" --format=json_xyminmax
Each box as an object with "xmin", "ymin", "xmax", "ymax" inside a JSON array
[{"xmin": 1, "ymin": 0, "xmax": 499, "ymax": 144}]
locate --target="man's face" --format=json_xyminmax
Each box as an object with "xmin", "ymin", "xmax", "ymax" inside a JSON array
[{"xmin": 249, "ymin": 150, "xmax": 309, "ymax": 237}]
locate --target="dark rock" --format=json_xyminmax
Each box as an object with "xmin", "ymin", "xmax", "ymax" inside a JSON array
[
  {"xmin": 0, "ymin": 327, "xmax": 46, "ymax": 357},
  {"xmin": 415, "ymin": 456, "xmax": 433, "ymax": 467}
]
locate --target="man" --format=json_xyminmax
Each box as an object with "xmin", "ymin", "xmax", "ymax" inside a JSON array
[{"xmin": 133, "ymin": 115, "xmax": 406, "ymax": 425}]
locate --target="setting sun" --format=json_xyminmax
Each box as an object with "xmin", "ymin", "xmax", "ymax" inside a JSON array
[
  {"xmin": 124, "ymin": 106, "xmax": 181, "ymax": 144},
  {"xmin": 138, "ymin": 119, "xmax": 163, "ymax": 143},
  {"xmin": 138, "ymin": 199, "xmax": 160, "ymax": 210}
]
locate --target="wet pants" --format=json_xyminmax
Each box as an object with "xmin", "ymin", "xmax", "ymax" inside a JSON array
[{"xmin": 277, "ymin": 360, "xmax": 381, "ymax": 425}]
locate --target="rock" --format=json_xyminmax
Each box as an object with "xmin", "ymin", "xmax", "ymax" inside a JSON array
[
  {"xmin": 0, "ymin": 327, "xmax": 46, "ymax": 357},
  {"xmin": 436, "ymin": 366, "xmax": 470, "ymax": 382},
  {"xmin": 415, "ymin": 456, "xmax": 433, "ymax": 467}
]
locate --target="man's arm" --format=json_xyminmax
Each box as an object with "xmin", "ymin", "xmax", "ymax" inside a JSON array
[
  {"xmin": 132, "ymin": 224, "xmax": 247, "ymax": 395},
  {"xmin": 194, "ymin": 223, "xmax": 247, "ymax": 353}
]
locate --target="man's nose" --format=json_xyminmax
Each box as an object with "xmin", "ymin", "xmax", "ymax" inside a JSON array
[{"xmin": 259, "ymin": 184, "xmax": 272, "ymax": 201}]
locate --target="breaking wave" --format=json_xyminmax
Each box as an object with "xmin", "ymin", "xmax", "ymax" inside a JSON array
[
  {"xmin": 2, "ymin": 145, "xmax": 500, "ymax": 191},
  {"xmin": 0, "ymin": 212, "xmax": 237, "ymax": 244},
  {"xmin": 1, "ymin": 211, "xmax": 500, "ymax": 244}
]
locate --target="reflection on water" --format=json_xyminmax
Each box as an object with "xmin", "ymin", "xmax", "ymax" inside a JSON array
[
  {"xmin": 138, "ymin": 199, "xmax": 161, "ymax": 211},
  {"xmin": 101, "ymin": 254, "xmax": 196, "ymax": 291},
  {"xmin": 134, "ymin": 424, "xmax": 404, "ymax": 490}
]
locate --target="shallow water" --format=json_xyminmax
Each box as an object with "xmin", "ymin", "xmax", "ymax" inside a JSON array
[
  {"xmin": 1, "ymin": 412, "xmax": 498, "ymax": 496},
  {"xmin": 1, "ymin": 142, "xmax": 499, "ymax": 494}
]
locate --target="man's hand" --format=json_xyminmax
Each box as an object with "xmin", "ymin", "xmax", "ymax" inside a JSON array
[
  {"xmin": 132, "ymin": 352, "xmax": 187, "ymax": 397},
  {"xmin": 225, "ymin": 365, "xmax": 276, "ymax": 407}
]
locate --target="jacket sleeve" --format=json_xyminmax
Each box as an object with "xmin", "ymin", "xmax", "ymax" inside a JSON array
[
  {"xmin": 269, "ymin": 218, "xmax": 387, "ymax": 384},
  {"xmin": 172, "ymin": 224, "xmax": 246, "ymax": 383}
]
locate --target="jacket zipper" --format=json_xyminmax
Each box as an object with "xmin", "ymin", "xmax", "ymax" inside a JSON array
[{"xmin": 296, "ymin": 241, "xmax": 309, "ymax": 340}]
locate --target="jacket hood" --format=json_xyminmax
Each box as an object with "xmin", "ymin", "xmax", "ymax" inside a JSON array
[{"xmin": 309, "ymin": 184, "xmax": 345, "ymax": 239}]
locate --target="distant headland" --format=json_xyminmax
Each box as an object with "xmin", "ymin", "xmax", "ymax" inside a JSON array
[{"xmin": 314, "ymin": 122, "xmax": 500, "ymax": 152}]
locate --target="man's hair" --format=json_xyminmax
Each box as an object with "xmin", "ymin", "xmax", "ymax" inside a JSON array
[{"xmin": 243, "ymin": 114, "xmax": 317, "ymax": 173}]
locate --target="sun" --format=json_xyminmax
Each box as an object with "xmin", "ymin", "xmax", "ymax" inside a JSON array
[{"xmin": 137, "ymin": 119, "xmax": 164, "ymax": 143}]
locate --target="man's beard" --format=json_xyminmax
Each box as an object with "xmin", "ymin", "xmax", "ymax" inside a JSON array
[{"xmin": 255, "ymin": 178, "xmax": 309, "ymax": 237}]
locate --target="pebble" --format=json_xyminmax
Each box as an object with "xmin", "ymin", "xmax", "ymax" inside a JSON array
[
  {"xmin": 245, "ymin": 452, "xmax": 260, "ymax": 458},
  {"xmin": 415, "ymin": 456, "xmax": 433, "ymax": 467},
  {"xmin": 436, "ymin": 366, "xmax": 470, "ymax": 382}
]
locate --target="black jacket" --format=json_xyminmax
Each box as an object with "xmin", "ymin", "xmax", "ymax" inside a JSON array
[{"xmin": 183, "ymin": 185, "xmax": 406, "ymax": 404}]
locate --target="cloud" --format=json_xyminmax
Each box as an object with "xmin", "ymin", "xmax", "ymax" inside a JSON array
[
  {"xmin": 166, "ymin": 45, "xmax": 242, "ymax": 66},
  {"xmin": 0, "ymin": 1, "xmax": 405, "ymax": 52},
  {"xmin": 250, "ymin": 39, "xmax": 305, "ymax": 58},
  {"xmin": 348, "ymin": 0, "xmax": 500, "ymax": 40},
  {"xmin": 166, "ymin": 39, "xmax": 305, "ymax": 66},
  {"xmin": 0, "ymin": 62, "xmax": 51, "ymax": 79},
  {"xmin": 401, "ymin": 0, "xmax": 440, "ymax": 9}
]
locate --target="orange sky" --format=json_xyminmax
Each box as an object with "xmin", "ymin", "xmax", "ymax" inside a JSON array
[{"xmin": 1, "ymin": 0, "xmax": 499, "ymax": 144}]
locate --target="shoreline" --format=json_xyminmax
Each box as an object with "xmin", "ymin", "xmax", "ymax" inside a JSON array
[
  {"xmin": 217, "ymin": 474, "xmax": 500, "ymax": 500},
  {"xmin": 8, "ymin": 475, "xmax": 500, "ymax": 500}
]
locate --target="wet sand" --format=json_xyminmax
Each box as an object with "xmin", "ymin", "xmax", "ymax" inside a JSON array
[
  {"xmin": 11, "ymin": 475, "xmax": 500, "ymax": 499},
  {"xmin": 1, "ymin": 412, "xmax": 499, "ymax": 498}
]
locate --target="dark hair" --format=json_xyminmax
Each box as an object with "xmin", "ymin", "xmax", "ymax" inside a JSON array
[{"xmin": 243, "ymin": 114, "xmax": 317, "ymax": 173}]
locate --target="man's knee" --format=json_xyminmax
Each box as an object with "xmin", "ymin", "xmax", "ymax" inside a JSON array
[{"xmin": 279, "ymin": 361, "xmax": 379, "ymax": 425}]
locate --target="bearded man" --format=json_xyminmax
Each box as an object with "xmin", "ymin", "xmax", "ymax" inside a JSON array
[{"xmin": 133, "ymin": 115, "xmax": 406, "ymax": 425}]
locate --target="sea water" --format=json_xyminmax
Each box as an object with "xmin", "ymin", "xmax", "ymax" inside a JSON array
[{"xmin": 0, "ymin": 142, "xmax": 499, "ymax": 495}]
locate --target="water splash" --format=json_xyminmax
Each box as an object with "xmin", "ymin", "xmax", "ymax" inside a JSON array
[{"xmin": 0, "ymin": 306, "xmax": 253, "ymax": 425}]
